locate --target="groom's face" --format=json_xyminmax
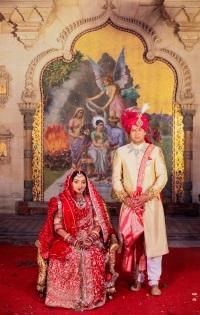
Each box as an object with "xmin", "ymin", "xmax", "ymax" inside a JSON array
[{"xmin": 130, "ymin": 126, "xmax": 146, "ymax": 145}]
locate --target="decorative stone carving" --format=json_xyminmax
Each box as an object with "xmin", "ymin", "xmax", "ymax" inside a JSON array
[
  {"xmin": 18, "ymin": 103, "xmax": 37, "ymax": 130},
  {"xmin": 0, "ymin": 125, "xmax": 13, "ymax": 165},
  {"xmin": 111, "ymin": 13, "xmax": 161, "ymax": 61},
  {"xmin": 58, "ymin": 3, "xmax": 161, "ymax": 63},
  {"xmin": 102, "ymin": 0, "xmax": 116, "ymax": 10},
  {"xmin": 15, "ymin": 23, "xmax": 41, "ymax": 51},
  {"xmin": 159, "ymin": 48, "xmax": 195, "ymax": 110},
  {"xmin": 182, "ymin": 112, "xmax": 195, "ymax": 131},
  {"xmin": 63, "ymin": 50, "xmax": 73, "ymax": 61},
  {"xmin": 0, "ymin": 1, "xmax": 55, "ymax": 50},
  {"xmin": 162, "ymin": 1, "xmax": 200, "ymax": 51},
  {"xmin": 57, "ymin": 10, "xmax": 107, "ymax": 51},
  {"xmin": 180, "ymin": 89, "xmax": 195, "ymax": 106},
  {"xmin": 22, "ymin": 48, "xmax": 57, "ymax": 101},
  {"xmin": 0, "ymin": 66, "xmax": 12, "ymax": 109}
]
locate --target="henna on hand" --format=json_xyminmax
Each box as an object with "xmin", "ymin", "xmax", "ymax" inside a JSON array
[{"xmin": 66, "ymin": 235, "xmax": 77, "ymax": 246}]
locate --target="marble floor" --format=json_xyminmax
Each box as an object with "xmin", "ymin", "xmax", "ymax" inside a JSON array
[{"xmin": 0, "ymin": 214, "xmax": 200, "ymax": 247}]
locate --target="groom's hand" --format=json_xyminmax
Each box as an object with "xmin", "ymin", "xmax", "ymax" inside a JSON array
[
  {"xmin": 123, "ymin": 196, "xmax": 132, "ymax": 207},
  {"xmin": 134, "ymin": 194, "xmax": 149, "ymax": 207}
]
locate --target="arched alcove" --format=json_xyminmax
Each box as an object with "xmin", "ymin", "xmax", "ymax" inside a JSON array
[{"xmin": 19, "ymin": 11, "xmax": 196, "ymax": 212}]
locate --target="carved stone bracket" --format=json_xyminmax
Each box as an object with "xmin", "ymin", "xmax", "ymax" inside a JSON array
[
  {"xmin": 162, "ymin": 1, "xmax": 200, "ymax": 51},
  {"xmin": 0, "ymin": 1, "xmax": 55, "ymax": 50},
  {"xmin": 0, "ymin": 66, "xmax": 12, "ymax": 109}
]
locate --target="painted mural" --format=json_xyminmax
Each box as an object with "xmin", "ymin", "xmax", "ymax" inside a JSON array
[{"xmin": 43, "ymin": 25, "xmax": 174, "ymax": 203}]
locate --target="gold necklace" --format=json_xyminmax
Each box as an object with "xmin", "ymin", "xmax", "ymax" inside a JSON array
[{"xmin": 76, "ymin": 196, "xmax": 85, "ymax": 207}]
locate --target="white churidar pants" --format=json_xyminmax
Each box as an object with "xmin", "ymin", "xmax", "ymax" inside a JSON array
[{"xmin": 138, "ymin": 255, "xmax": 162, "ymax": 286}]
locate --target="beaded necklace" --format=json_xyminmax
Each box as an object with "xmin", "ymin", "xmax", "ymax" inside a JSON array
[{"xmin": 76, "ymin": 196, "xmax": 85, "ymax": 208}]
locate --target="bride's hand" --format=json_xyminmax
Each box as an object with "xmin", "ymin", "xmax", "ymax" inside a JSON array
[{"xmin": 79, "ymin": 238, "xmax": 93, "ymax": 250}]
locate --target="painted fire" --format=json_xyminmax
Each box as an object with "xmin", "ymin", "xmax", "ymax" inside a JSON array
[{"xmin": 44, "ymin": 124, "xmax": 69, "ymax": 156}]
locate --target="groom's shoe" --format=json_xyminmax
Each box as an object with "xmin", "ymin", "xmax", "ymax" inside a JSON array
[
  {"xmin": 130, "ymin": 281, "xmax": 143, "ymax": 292},
  {"xmin": 151, "ymin": 284, "xmax": 161, "ymax": 296}
]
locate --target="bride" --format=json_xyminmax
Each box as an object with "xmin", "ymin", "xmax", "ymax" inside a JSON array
[{"xmin": 38, "ymin": 170, "xmax": 118, "ymax": 310}]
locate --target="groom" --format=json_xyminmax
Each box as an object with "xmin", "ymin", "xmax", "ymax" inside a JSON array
[{"xmin": 112, "ymin": 106, "xmax": 168, "ymax": 296}]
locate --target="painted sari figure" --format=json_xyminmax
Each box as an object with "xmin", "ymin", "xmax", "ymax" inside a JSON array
[
  {"xmin": 37, "ymin": 170, "xmax": 119, "ymax": 310},
  {"xmin": 68, "ymin": 107, "xmax": 89, "ymax": 169},
  {"xmin": 87, "ymin": 116, "xmax": 110, "ymax": 182},
  {"xmin": 86, "ymin": 47, "xmax": 140, "ymax": 120}
]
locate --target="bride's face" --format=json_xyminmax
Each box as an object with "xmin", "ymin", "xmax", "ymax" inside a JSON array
[{"xmin": 72, "ymin": 174, "xmax": 87, "ymax": 194}]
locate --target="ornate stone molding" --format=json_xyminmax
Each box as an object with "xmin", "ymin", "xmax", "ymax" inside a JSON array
[
  {"xmin": 57, "ymin": 7, "xmax": 108, "ymax": 55},
  {"xmin": 158, "ymin": 48, "xmax": 195, "ymax": 110},
  {"xmin": 0, "ymin": 1, "xmax": 55, "ymax": 50},
  {"xmin": 162, "ymin": 1, "xmax": 200, "ymax": 51},
  {"xmin": 22, "ymin": 48, "xmax": 61, "ymax": 103},
  {"xmin": 0, "ymin": 66, "xmax": 12, "ymax": 109},
  {"xmin": 18, "ymin": 102, "xmax": 37, "ymax": 116},
  {"xmin": 22, "ymin": 5, "xmax": 162, "ymax": 102},
  {"xmin": 140, "ymin": 0, "xmax": 163, "ymax": 5},
  {"xmin": 58, "ymin": 3, "xmax": 161, "ymax": 63},
  {"xmin": 22, "ymin": 3, "xmax": 196, "ymax": 112},
  {"xmin": 111, "ymin": 14, "xmax": 161, "ymax": 62}
]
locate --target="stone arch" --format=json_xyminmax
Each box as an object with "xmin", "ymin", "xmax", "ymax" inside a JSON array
[
  {"xmin": 21, "ymin": 7, "xmax": 194, "ymax": 108},
  {"xmin": 20, "ymin": 9, "xmax": 195, "ymax": 203}
]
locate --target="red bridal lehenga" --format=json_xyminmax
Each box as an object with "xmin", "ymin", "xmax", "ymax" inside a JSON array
[{"xmin": 38, "ymin": 171, "xmax": 118, "ymax": 311}]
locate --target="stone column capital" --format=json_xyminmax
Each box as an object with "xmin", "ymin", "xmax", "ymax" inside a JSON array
[
  {"xmin": 18, "ymin": 102, "xmax": 37, "ymax": 115},
  {"xmin": 181, "ymin": 106, "xmax": 196, "ymax": 131},
  {"xmin": 18, "ymin": 103, "xmax": 37, "ymax": 130},
  {"xmin": 181, "ymin": 103, "xmax": 196, "ymax": 116}
]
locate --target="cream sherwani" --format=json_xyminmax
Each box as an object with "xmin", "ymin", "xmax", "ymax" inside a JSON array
[{"xmin": 112, "ymin": 141, "xmax": 169, "ymax": 258}]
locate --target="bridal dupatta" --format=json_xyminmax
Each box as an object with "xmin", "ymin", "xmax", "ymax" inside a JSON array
[
  {"xmin": 119, "ymin": 144, "xmax": 155, "ymax": 272},
  {"xmin": 38, "ymin": 171, "xmax": 118, "ymax": 310}
]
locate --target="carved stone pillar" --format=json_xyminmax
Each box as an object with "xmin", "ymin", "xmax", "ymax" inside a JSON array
[
  {"xmin": 181, "ymin": 106, "xmax": 195, "ymax": 203},
  {"xmin": 19, "ymin": 103, "xmax": 37, "ymax": 201}
]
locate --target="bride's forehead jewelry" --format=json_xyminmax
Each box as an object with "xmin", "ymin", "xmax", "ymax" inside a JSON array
[{"xmin": 76, "ymin": 171, "xmax": 83, "ymax": 177}]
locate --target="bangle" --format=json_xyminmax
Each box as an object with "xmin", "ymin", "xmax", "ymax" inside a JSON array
[
  {"xmin": 91, "ymin": 230, "xmax": 99, "ymax": 236},
  {"xmin": 75, "ymin": 240, "xmax": 83, "ymax": 248},
  {"xmin": 63, "ymin": 233, "xmax": 71, "ymax": 241},
  {"xmin": 90, "ymin": 232, "xmax": 99, "ymax": 241},
  {"xmin": 85, "ymin": 237, "xmax": 93, "ymax": 244}
]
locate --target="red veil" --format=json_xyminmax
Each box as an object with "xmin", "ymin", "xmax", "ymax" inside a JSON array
[{"xmin": 39, "ymin": 170, "xmax": 114, "ymax": 260}]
